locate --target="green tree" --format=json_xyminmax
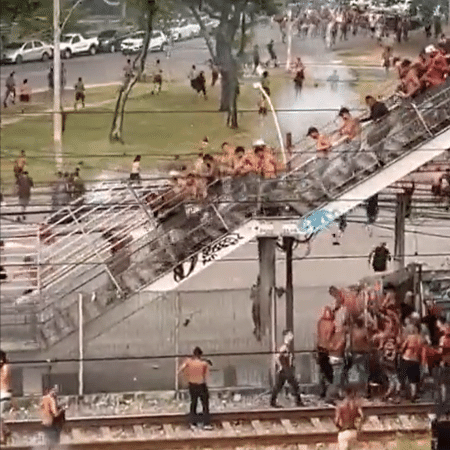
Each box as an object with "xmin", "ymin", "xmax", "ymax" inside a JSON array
[
  {"xmin": 184, "ymin": 0, "xmax": 278, "ymax": 129},
  {"xmin": 110, "ymin": 0, "xmax": 158, "ymax": 143}
]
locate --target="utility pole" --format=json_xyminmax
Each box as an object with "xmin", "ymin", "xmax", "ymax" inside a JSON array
[
  {"xmin": 285, "ymin": 9, "xmax": 293, "ymax": 71},
  {"xmin": 394, "ymin": 193, "xmax": 406, "ymax": 271},
  {"xmin": 53, "ymin": 0, "xmax": 63, "ymax": 171},
  {"xmin": 284, "ymin": 237, "xmax": 294, "ymax": 335}
]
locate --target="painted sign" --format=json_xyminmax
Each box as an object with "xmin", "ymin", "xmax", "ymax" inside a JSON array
[
  {"xmin": 298, "ymin": 209, "xmax": 338, "ymax": 234},
  {"xmin": 147, "ymin": 221, "xmax": 257, "ymax": 292},
  {"xmin": 201, "ymin": 233, "xmax": 243, "ymax": 265}
]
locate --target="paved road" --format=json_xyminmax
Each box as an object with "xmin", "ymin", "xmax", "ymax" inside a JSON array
[{"xmin": 0, "ymin": 38, "xmax": 212, "ymax": 93}]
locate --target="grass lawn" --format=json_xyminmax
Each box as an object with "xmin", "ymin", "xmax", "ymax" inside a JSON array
[{"xmin": 0, "ymin": 74, "xmax": 287, "ymax": 190}]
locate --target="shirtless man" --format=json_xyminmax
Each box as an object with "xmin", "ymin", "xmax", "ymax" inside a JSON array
[
  {"xmin": 400, "ymin": 325, "xmax": 424, "ymax": 401},
  {"xmin": 40, "ymin": 386, "xmax": 64, "ymax": 449},
  {"xmin": 337, "ymin": 108, "xmax": 361, "ymax": 142},
  {"xmin": 316, "ymin": 307, "xmax": 335, "ymax": 398},
  {"xmin": 254, "ymin": 145, "xmax": 277, "ymax": 179},
  {"xmin": 218, "ymin": 142, "xmax": 235, "ymax": 176},
  {"xmin": 327, "ymin": 325, "xmax": 347, "ymax": 403},
  {"xmin": 233, "ymin": 146, "xmax": 255, "ymax": 177},
  {"xmin": 270, "ymin": 330, "xmax": 303, "ymax": 407},
  {"xmin": 397, "ymin": 60, "xmax": 421, "ymax": 99},
  {"xmin": 178, "ymin": 347, "xmax": 212, "ymax": 429},
  {"xmin": 348, "ymin": 317, "xmax": 371, "ymax": 396},
  {"xmin": 334, "ymin": 388, "xmax": 364, "ymax": 450},
  {"xmin": 307, "ymin": 126, "xmax": 332, "ymax": 158},
  {"xmin": 0, "ymin": 351, "xmax": 12, "ymax": 445}
]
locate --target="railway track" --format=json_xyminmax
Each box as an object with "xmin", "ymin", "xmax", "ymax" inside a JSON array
[{"xmin": 5, "ymin": 402, "xmax": 433, "ymax": 449}]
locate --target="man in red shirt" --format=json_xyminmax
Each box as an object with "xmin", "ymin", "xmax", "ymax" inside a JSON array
[{"xmin": 423, "ymin": 45, "xmax": 449, "ymax": 88}]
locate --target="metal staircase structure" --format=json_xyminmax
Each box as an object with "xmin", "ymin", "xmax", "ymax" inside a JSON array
[{"xmin": 3, "ymin": 80, "xmax": 450, "ymax": 353}]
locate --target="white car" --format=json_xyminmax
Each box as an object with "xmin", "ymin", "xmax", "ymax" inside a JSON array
[
  {"xmin": 60, "ymin": 33, "xmax": 99, "ymax": 59},
  {"xmin": 1, "ymin": 40, "xmax": 53, "ymax": 64},
  {"xmin": 121, "ymin": 31, "xmax": 168, "ymax": 54},
  {"xmin": 171, "ymin": 20, "xmax": 200, "ymax": 40}
]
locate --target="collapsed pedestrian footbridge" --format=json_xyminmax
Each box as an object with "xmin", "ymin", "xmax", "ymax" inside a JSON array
[{"xmin": 2, "ymin": 81, "xmax": 450, "ymax": 354}]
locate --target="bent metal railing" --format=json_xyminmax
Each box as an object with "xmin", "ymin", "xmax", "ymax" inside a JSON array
[{"xmin": 8, "ymin": 79, "xmax": 450, "ymax": 347}]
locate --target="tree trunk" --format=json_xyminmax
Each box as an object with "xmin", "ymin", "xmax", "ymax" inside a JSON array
[
  {"xmin": 109, "ymin": 0, "xmax": 156, "ymax": 143},
  {"xmin": 237, "ymin": 11, "xmax": 246, "ymax": 56}
]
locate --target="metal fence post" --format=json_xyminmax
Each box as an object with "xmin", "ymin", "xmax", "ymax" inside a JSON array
[
  {"xmin": 174, "ymin": 292, "xmax": 181, "ymax": 397},
  {"xmin": 78, "ymin": 293, "xmax": 84, "ymax": 396}
]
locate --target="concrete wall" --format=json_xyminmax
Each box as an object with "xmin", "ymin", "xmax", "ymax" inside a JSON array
[{"xmin": 14, "ymin": 287, "xmax": 324, "ymax": 395}]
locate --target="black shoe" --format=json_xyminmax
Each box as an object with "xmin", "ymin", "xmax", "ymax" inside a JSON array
[
  {"xmin": 296, "ymin": 400, "xmax": 303, "ymax": 407},
  {"xmin": 270, "ymin": 402, "xmax": 282, "ymax": 408}
]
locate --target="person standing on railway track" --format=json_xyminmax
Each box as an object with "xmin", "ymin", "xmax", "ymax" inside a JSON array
[
  {"xmin": 0, "ymin": 350, "xmax": 12, "ymax": 445},
  {"xmin": 316, "ymin": 307, "xmax": 335, "ymax": 399},
  {"xmin": 40, "ymin": 386, "xmax": 65, "ymax": 449},
  {"xmin": 178, "ymin": 347, "xmax": 213, "ymax": 430},
  {"xmin": 334, "ymin": 388, "xmax": 364, "ymax": 450},
  {"xmin": 270, "ymin": 330, "xmax": 303, "ymax": 408}
]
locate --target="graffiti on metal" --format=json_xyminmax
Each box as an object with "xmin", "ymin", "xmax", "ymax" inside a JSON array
[
  {"xmin": 173, "ymin": 255, "xmax": 198, "ymax": 282},
  {"xmin": 201, "ymin": 233, "xmax": 243, "ymax": 265},
  {"xmin": 298, "ymin": 209, "xmax": 338, "ymax": 234}
]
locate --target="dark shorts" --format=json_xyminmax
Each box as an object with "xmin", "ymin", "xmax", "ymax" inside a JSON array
[
  {"xmin": 43, "ymin": 425, "xmax": 61, "ymax": 445},
  {"xmin": 401, "ymin": 359, "xmax": 421, "ymax": 384},
  {"xmin": 75, "ymin": 92, "xmax": 85, "ymax": 101},
  {"xmin": 440, "ymin": 365, "xmax": 450, "ymax": 384},
  {"xmin": 20, "ymin": 94, "xmax": 30, "ymax": 102}
]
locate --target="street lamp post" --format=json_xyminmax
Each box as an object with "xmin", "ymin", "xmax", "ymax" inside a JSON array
[
  {"xmin": 53, "ymin": 0, "xmax": 63, "ymax": 171},
  {"xmin": 253, "ymin": 82, "xmax": 286, "ymax": 165}
]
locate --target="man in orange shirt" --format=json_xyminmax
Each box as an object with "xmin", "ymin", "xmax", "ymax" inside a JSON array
[{"xmin": 178, "ymin": 347, "xmax": 213, "ymax": 430}]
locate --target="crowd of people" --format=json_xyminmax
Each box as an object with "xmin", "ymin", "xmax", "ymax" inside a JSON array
[
  {"xmin": 143, "ymin": 138, "xmax": 285, "ymax": 214},
  {"xmin": 316, "ymin": 281, "xmax": 450, "ymax": 406},
  {"xmin": 392, "ymin": 39, "xmax": 450, "ymax": 99}
]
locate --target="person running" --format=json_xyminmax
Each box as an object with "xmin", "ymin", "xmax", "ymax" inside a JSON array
[
  {"xmin": 252, "ymin": 45, "xmax": 260, "ymax": 74},
  {"xmin": 40, "ymin": 387, "xmax": 65, "ymax": 449},
  {"xmin": 123, "ymin": 59, "xmax": 133, "ymax": 82},
  {"xmin": 178, "ymin": 347, "xmax": 213, "ymax": 430},
  {"xmin": 3, "ymin": 72, "xmax": 16, "ymax": 108},
  {"xmin": 267, "ymin": 39, "xmax": 278, "ymax": 67},
  {"xmin": 293, "ymin": 65, "xmax": 304, "ymax": 97},
  {"xmin": 261, "ymin": 71, "xmax": 270, "ymax": 96},
  {"xmin": 0, "ymin": 350, "xmax": 12, "ymax": 445},
  {"xmin": 130, "ymin": 155, "xmax": 141, "ymax": 183},
  {"xmin": 16, "ymin": 171, "xmax": 33, "ymax": 222},
  {"xmin": 74, "ymin": 77, "xmax": 85, "ymax": 110},
  {"xmin": 208, "ymin": 59, "xmax": 219, "ymax": 86},
  {"xmin": 365, "ymin": 194, "xmax": 378, "ymax": 235},
  {"xmin": 270, "ymin": 330, "xmax": 303, "ymax": 407},
  {"xmin": 327, "ymin": 69, "xmax": 340, "ymax": 91},
  {"xmin": 19, "ymin": 79, "xmax": 31, "ymax": 103},
  {"xmin": 368, "ymin": 242, "xmax": 391, "ymax": 273},
  {"xmin": 13, "ymin": 150, "xmax": 27, "ymax": 181},
  {"xmin": 334, "ymin": 388, "xmax": 364, "ymax": 450}
]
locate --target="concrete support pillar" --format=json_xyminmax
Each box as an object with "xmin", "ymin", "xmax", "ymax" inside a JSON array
[{"xmin": 258, "ymin": 238, "xmax": 277, "ymax": 384}]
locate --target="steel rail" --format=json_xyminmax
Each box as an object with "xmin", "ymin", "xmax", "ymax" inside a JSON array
[
  {"xmin": 5, "ymin": 402, "xmax": 433, "ymax": 433},
  {"xmin": 7, "ymin": 429, "xmax": 431, "ymax": 450}
]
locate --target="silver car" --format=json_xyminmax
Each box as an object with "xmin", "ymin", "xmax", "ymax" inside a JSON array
[{"xmin": 1, "ymin": 40, "xmax": 53, "ymax": 64}]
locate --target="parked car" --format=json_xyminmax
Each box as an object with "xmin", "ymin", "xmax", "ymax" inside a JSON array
[
  {"xmin": 97, "ymin": 29, "xmax": 130, "ymax": 53},
  {"xmin": 171, "ymin": 20, "xmax": 200, "ymax": 40},
  {"xmin": 1, "ymin": 40, "xmax": 53, "ymax": 64},
  {"xmin": 60, "ymin": 33, "xmax": 99, "ymax": 59},
  {"xmin": 121, "ymin": 30, "xmax": 168, "ymax": 54}
]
